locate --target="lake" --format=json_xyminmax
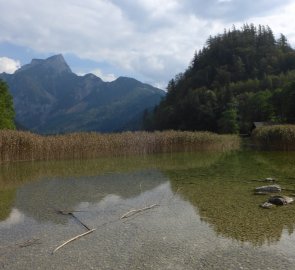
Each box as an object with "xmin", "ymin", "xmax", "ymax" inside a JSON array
[{"xmin": 1, "ymin": 151, "xmax": 295, "ymax": 269}]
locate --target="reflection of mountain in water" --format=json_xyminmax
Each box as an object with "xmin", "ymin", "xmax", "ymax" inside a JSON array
[
  {"xmin": 15, "ymin": 170, "xmax": 167, "ymax": 224},
  {"xmin": 170, "ymin": 151, "xmax": 295, "ymax": 246},
  {"xmin": 0, "ymin": 152, "xmax": 223, "ymax": 221}
]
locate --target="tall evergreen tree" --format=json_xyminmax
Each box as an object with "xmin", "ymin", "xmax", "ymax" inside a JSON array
[{"xmin": 0, "ymin": 80, "xmax": 15, "ymax": 129}]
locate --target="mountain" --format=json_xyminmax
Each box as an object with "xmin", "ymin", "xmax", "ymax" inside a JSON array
[
  {"xmin": 0, "ymin": 54, "xmax": 165, "ymax": 134},
  {"xmin": 146, "ymin": 24, "xmax": 295, "ymax": 133}
]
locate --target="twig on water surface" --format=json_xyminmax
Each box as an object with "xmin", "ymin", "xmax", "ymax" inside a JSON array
[
  {"xmin": 52, "ymin": 208, "xmax": 95, "ymax": 254},
  {"xmin": 55, "ymin": 209, "xmax": 91, "ymax": 230},
  {"xmin": 52, "ymin": 202, "xmax": 160, "ymax": 254},
  {"xmin": 52, "ymin": 229, "xmax": 96, "ymax": 254},
  {"xmin": 54, "ymin": 209, "xmax": 88, "ymax": 215},
  {"xmin": 69, "ymin": 213, "xmax": 91, "ymax": 231},
  {"xmin": 120, "ymin": 204, "xmax": 159, "ymax": 219}
]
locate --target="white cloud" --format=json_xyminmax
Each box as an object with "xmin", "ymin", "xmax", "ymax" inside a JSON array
[
  {"xmin": 0, "ymin": 57, "xmax": 21, "ymax": 74},
  {"xmin": 244, "ymin": 1, "xmax": 295, "ymax": 47},
  {"xmin": 0, "ymin": 0, "xmax": 294, "ymax": 86},
  {"xmin": 90, "ymin": 69, "xmax": 117, "ymax": 82}
]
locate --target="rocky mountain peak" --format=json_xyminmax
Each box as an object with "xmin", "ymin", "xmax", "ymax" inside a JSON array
[{"xmin": 17, "ymin": 54, "xmax": 72, "ymax": 74}]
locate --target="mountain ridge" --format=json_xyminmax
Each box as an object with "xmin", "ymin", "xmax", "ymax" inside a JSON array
[{"xmin": 0, "ymin": 54, "xmax": 165, "ymax": 134}]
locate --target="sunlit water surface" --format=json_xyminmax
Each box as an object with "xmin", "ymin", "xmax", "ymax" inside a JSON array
[{"xmin": 1, "ymin": 151, "xmax": 295, "ymax": 269}]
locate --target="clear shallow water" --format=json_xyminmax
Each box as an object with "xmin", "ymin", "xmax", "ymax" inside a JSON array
[{"xmin": 1, "ymin": 151, "xmax": 295, "ymax": 269}]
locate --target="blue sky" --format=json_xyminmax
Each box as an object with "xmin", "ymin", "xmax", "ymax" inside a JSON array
[{"xmin": 0, "ymin": 0, "xmax": 295, "ymax": 89}]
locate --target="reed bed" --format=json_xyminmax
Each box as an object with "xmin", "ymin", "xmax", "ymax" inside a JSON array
[
  {"xmin": 0, "ymin": 130, "xmax": 240, "ymax": 163},
  {"xmin": 252, "ymin": 125, "xmax": 295, "ymax": 150}
]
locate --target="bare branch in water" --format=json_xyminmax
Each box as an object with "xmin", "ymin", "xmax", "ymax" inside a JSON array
[
  {"xmin": 52, "ymin": 229, "xmax": 96, "ymax": 254},
  {"xmin": 120, "ymin": 204, "xmax": 159, "ymax": 219}
]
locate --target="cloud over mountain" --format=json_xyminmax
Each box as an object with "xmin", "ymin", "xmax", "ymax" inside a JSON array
[
  {"xmin": 0, "ymin": 57, "xmax": 20, "ymax": 74},
  {"xmin": 0, "ymin": 0, "xmax": 294, "ymax": 87}
]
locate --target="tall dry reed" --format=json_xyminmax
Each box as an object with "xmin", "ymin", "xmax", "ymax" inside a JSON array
[
  {"xmin": 0, "ymin": 130, "xmax": 240, "ymax": 163},
  {"xmin": 252, "ymin": 125, "xmax": 295, "ymax": 150}
]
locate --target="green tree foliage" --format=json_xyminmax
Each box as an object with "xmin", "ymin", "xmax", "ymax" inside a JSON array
[
  {"xmin": 145, "ymin": 24, "xmax": 295, "ymax": 133},
  {"xmin": 218, "ymin": 101, "xmax": 239, "ymax": 134},
  {"xmin": 0, "ymin": 80, "xmax": 15, "ymax": 129}
]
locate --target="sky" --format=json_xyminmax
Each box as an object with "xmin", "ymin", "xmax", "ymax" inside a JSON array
[{"xmin": 0, "ymin": 0, "xmax": 295, "ymax": 89}]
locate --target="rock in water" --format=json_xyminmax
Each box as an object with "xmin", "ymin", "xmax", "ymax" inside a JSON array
[
  {"xmin": 268, "ymin": 195, "xmax": 294, "ymax": 205},
  {"xmin": 265, "ymin": 177, "xmax": 276, "ymax": 182},
  {"xmin": 260, "ymin": 202, "xmax": 274, "ymax": 209},
  {"xmin": 255, "ymin": 185, "xmax": 281, "ymax": 193}
]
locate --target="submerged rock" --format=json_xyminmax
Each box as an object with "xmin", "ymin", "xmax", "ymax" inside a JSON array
[
  {"xmin": 264, "ymin": 177, "xmax": 276, "ymax": 182},
  {"xmin": 252, "ymin": 177, "xmax": 277, "ymax": 183},
  {"xmin": 255, "ymin": 185, "xmax": 281, "ymax": 193},
  {"xmin": 268, "ymin": 195, "xmax": 294, "ymax": 205},
  {"xmin": 254, "ymin": 191, "xmax": 270, "ymax": 195},
  {"xmin": 260, "ymin": 202, "xmax": 274, "ymax": 209},
  {"xmin": 260, "ymin": 195, "xmax": 294, "ymax": 209}
]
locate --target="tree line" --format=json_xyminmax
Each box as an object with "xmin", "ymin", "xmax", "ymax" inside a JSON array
[
  {"xmin": 0, "ymin": 80, "xmax": 15, "ymax": 129},
  {"xmin": 144, "ymin": 24, "xmax": 295, "ymax": 133}
]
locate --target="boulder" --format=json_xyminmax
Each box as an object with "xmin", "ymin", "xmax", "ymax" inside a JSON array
[
  {"xmin": 268, "ymin": 195, "xmax": 294, "ymax": 205},
  {"xmin": 255, "ymin": 185, "xmax": 281, "ymax": 193}
]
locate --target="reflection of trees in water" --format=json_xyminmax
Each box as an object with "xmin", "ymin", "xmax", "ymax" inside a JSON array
[
  {"xmin": 170, "ymin": 151, "xmax": 295, "ymax": 246},
  {"xmin": 0, "ymin": 189, "xmax": 15, "ymax": 220},
  {"xmin": 0, "ymin": 152, "xmax": 223, "ymax": 221},
  {"xmin": 254, "ymin": 152, "xmax": 295, "ymax": 184}
]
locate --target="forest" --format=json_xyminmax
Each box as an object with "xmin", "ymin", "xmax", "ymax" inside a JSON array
[
  {"xmin": 144, "ymin": 24, "xmax": 295, "ymax": 134},
  {"xmin": 0, "ymin": 80, "xmax": 15, "ymax": 130}
]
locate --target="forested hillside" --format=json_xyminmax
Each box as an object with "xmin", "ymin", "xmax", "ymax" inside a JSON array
[
  {"xmin": 145, "ymin": 24, "xmax": 295, "ymax": 133},
  {"xmin": 0, "ymin": 80, "xmax": 15, "ymax": 129}
]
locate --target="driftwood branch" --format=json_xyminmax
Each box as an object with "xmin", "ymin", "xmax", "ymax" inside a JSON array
[
  {"xmin": 55, "ymin": 209, "xmax": 87, "ymax": 215},
  {"xmin": 52, "ymin": 229, "xmax": 96, "ymax": 254},
  {"xmin": 55, "ymin": 209, "xmax": 91, "ymax": 230},
  {"xmin": 120, "ymin": 204, "xmax": 159, "ymax": 219},
  {"xmin": 69, "ymin": 213, "xmax": 91, "ymax": 231}
]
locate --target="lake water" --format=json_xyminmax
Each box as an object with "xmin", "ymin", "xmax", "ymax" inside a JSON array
[{"xmin": 1, "ymin": 151, "xmax": 295, "ymax": 269}]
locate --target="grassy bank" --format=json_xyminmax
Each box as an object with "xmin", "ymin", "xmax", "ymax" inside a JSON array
[
  {"xmin": 0, "ymin": 130, "xmax": 240, "ymax": 163},
  {"xmin": 252, "ymin": 125, "xmax": 295, "ymax": 150}
]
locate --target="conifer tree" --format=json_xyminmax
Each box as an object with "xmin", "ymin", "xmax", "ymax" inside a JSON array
[{"xmin": 0, "ymin": 80, "xmax": 15, "ymax": 129}]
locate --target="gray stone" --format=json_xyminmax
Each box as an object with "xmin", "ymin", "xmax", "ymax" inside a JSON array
[
  {"xmin": 268, "ymin": 195, "xmax": 294, "ymax": 205},
  {"xmin": 260, "ymin": 202, "xmax": 274, "ymax": 209},
  {"xmin": 255, "ymin": 185, "xmax": 281, "ymax": 193}
]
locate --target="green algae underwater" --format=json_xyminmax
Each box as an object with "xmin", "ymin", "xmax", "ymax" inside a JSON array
[
  {"xmin": 0, "ymin": 150, "xmax": 295, "ymax": 270},
  {"xmin": 1, "ymin": 150, "xmax": 295, "ymax": 245}
]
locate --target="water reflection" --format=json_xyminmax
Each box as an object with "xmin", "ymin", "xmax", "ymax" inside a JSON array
[
  {"xmin": 169, "ymin": 151, "xmax": 295, "ymax": 246},
  {"xmin": 15, "ymin": 170, "xmax": 167, "ymax": 224},
  {"xmin": 1, "ymin": 152, "xmax": 295, "ymax": 269},
  {"xmin": 0, "ymin": 208, "xmax": 24, "ymax": 228},
  {"xmin": 0, "ymin": 152, "xmax": 221, "ymax": 221},
  {"xmin": 1, "ymin": 151, "xmax": 295, "ymax": 247}
]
